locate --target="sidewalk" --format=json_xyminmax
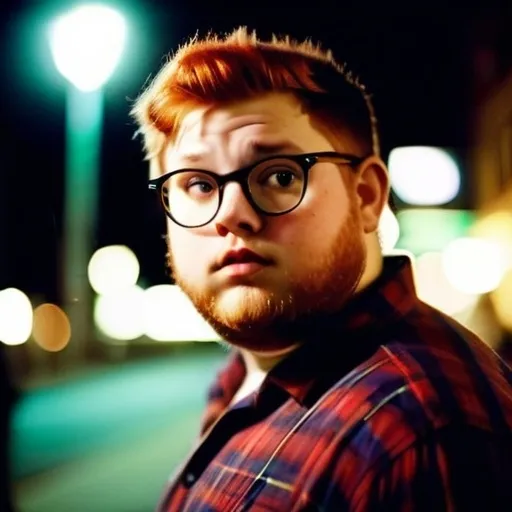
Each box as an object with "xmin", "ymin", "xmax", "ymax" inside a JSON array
[{"xmin": 11, "ymin": 348, "xmax": 226, "ymax": 512}]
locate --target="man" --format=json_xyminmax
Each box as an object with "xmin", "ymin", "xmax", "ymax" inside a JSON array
[{"xmin": 132, "ymin": 28, "xmax": 512, "ymax": 511}]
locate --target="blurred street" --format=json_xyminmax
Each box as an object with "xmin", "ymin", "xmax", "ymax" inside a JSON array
[{"xmin": 11, "ymin": 347, "xmax": 226, "ymax": 512}]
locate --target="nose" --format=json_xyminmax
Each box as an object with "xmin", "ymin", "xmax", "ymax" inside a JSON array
[{"xmin": 214, "ymin": 182, "xmax": 264, "ymax": 237}]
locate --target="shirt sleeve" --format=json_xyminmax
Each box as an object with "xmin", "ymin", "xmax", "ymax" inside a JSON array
[{"xmin": 350, "ymin": 424, "xmax": 512, "ymax": 512}]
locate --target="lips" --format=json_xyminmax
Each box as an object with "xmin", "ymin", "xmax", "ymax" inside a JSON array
[{"xmin": 218, "ymin": 248, "xmax": 271, "ymax": 270}]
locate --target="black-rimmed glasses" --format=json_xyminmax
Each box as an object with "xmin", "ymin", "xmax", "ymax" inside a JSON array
[{"xmin": 148, "ymin": 151, "xmax": 365, "ymax": 228}]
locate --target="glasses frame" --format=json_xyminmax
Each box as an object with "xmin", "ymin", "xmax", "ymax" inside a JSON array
[{"xmin": 148, "ymin": 151, "xmax": 366, "ymax": 228}]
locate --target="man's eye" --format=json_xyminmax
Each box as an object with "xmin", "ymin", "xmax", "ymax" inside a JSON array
[
  {"xmin": 188, "ymin": 181, "xmax": 215, "ymax": 194},
  {"xmin": 270, "ymin": 171, "xmax": 295, "ymax": 187},
  {"xmin": 261, "ymin": 169, "xmax": 298, "ymax": 188}
]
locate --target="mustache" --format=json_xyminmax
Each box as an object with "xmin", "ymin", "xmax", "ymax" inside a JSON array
[{"xmin": 166, "ymin": 234, "xmax": 274, "ymax": 276}]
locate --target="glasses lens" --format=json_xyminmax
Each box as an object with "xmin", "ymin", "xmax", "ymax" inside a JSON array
[
  {"xmin": 248, "ymin": 158, "xmax": 305, "ymax": 213},
  {"xmin": 162, "ymin": 171, "xmax": 219, "ymax": 227}
]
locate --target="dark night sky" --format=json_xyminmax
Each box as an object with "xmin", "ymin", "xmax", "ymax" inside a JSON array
[{"xmin": 0, "ymin": 1, "xmax": 509, "ymax": 301}]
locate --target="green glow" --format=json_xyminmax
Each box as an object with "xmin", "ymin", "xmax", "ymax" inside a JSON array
[{"xmin": 396, "ymin": 209, "xmax": 475, "ymax": 255}]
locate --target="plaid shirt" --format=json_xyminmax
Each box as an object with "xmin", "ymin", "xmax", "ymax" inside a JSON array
[{"xmin": 159, "ymin": 256, "xmax": 512, "ymax": 511}]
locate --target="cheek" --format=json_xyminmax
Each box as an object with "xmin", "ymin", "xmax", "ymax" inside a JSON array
[
  {"xmin": 266, "ymin": 198, "xmax": 349, "ymax": 266},
  {"xmin": 269, "ymin": 178, "xmax": 351, "ymax": 253},
  {"xmin": 167, "ymin": 223, "xmax": 211, "ymax": 278}
]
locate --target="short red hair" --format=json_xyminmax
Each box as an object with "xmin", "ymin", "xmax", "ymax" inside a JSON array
[{"xmin": 131, "ymin": 27, "xmax": 379, "ymax": 174}]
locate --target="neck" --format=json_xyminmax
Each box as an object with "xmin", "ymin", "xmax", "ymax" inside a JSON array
[
  {"xmin": 357, "ymin": 235, "xmax": 383, "ymax": 292},
  {"xmin": 241, "ymin": 241, "xmax": 383, "ymax": 378},
  {"xmin": 240, "ymin": 344, "xmax": 300, "ymax": 376},
  {"xmin": 231, "ymin": 345, "xmax": 299, "ymax": 405}
]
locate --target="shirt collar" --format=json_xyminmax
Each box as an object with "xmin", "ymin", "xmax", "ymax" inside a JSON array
[{"xmin": 202, "ymin": 255, "xmax": 419, "ymax": 426}]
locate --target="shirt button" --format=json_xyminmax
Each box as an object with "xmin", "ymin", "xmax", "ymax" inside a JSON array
[{"xmin": 184, "ymin": 472, "xmax": 196, "ymax": 486}]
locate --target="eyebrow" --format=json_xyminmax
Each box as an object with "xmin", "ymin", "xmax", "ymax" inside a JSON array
[
  {"xmin": 178, "ymin": 140, "xmax": 303, "ymax": 166},
  {"xmin": 246, "ymin": 140, "xmax": 303, "ymax": 159}
]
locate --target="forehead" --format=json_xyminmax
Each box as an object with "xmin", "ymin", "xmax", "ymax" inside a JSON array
[
  {"xmin": 162, "ymin": 93, "xmax": 334, "ymax": 173},
  {"xmin": 177, "ymin": 93, "xmax": 307, "ymax": 143}
]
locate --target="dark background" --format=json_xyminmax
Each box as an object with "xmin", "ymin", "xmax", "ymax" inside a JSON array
[{"xmin": 0, "ymin": 1, "xmax": 511, "ymax": 304}]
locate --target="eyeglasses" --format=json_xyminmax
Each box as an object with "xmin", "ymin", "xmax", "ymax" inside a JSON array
[{"xmin": 148, "ymin": 151, "xmax": 366, "ymax": 228}]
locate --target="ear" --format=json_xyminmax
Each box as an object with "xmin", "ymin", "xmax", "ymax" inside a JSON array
[{"xmin": 354, "ymin": 156, "xmax": 390, "ymax": 234}]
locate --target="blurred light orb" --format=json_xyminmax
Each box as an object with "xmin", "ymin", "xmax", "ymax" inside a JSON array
[
  {"xmin": 88, "ymin": 245, "xmax": 140, "ymax": 295},
  {"xmin": 94, "ymin": 285, "xmax": 145, "ymax": 340},
  {"xmin": 388, "ymin": 146, "xmax": 461, "ymax": 205},
  {"xmin": 0, "ymin": 288, "xmax": 33, "ymax": 345},
  {"xmin": 32, "ymin": 304, "xmax": 71, "ymax": 352},
  {"xmin": 471, "ymin": 211, "xmax": 512, "ymax": 269},
  {"xmin": 490, "ymin": 268, "xmax": 512, "ymax": 332},
  {"xmin": 414, "ymin": 252, "xmax": 478, "ymax": 315},
  {"xmin": 49, "ymin": 4, "xmax": 127, "ymax": 92},
  {"xmin": 378, "ymin": 204, "xmax": 400, "ymax": 253},
  {"xmin": 442, "ymin": 237, "xmax": 507, "ymax": 295},
  {"xmin": 143, "ymin": 285, "xmax": 220, "ymax": 342}
]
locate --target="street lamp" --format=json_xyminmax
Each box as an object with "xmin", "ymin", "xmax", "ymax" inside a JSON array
[{"xmin": 49, "ymin": 4, "xmax": 127, "ymax": 360}]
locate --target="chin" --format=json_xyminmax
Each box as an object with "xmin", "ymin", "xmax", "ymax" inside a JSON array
[
  {"xmin": 187, "ymin": 284, "xmax": 297, "ymax": 350},
  {"xmin": 214, "ymin": 286, "xmax": 284, "ymax": 328}
]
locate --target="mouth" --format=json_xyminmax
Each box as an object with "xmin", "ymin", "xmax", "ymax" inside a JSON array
[{"xmin": 216, "ymin": 248, "xmax": 272, "ymax": 277}]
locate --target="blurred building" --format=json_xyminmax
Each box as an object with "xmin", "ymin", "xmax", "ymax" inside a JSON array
[
  {"xmin": 471, "ymin": 12, "xmax": 512, "ymax": 208},
  {"xmin": 469, "ymin": 13, "xmax": 512, "ymax": 357},
  {"xmin": 472, "ymin": 66, "xmax": 512, "ymax": 212}
]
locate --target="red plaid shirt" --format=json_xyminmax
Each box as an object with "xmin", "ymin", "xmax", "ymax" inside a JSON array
[{"xmin": 160, "ymin": 256, "xmax": 512, "ymax": 511}]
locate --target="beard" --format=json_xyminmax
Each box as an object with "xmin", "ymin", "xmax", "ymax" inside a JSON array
[{"xmin": 169, "ymin": 202, "xmax": 367, "ymax": 352}]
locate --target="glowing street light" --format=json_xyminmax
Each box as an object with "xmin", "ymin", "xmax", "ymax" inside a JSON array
[
  {"xmin": 48, "ymin": 4, "xmax": 127, "ymax": 359},
  {"xmin": 49, "ymin": 4, "xmax": 127, "ymax": 92}
]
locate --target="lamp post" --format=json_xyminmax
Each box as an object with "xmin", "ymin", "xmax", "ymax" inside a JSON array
[{"xmin": 49, "ymin": 4, "xmax": 127, "ymax": 362}]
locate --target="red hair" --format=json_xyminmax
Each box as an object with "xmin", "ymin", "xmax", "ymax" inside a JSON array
[{"xmin": 131, "ymin": 27, "xmax": 379, "ymax": 173}]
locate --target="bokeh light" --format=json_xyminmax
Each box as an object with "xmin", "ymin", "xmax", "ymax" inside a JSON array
[
  {"xmin": 32, "ymin": 303, "xmax": 72, "ymax": 352},
  {"xmin": 414, "ymin": 252, "xmax": 479, "ymax": 315},
  {"xmin": 471, "ymin": 211, "xmax": 512, "ymax": 269},
  {"xmin": 442, "ymin": 237, "xmax": 507, "ymax": 294},
  {"xmin": 379, "ymin": 204, "xmax": 400, "ymax": 253},
  {"xmin": 396, "ymin": 209, "xmax": 475, "ymax": 256},
  {"xmin": 388, "ymin": 146, "xmax": 461, "ymax": 205},
  {"xmin": 88, "ymin": 245, "xmax": 140, "ymax": 295},
  {"xmin": 49, "ymin": 4, "xmax": 127, "ymax": 92},
  {"xmin": 0, "ymin": 288, "xmax": 33, "ymax": 345},
  {"xmin": 94, "ymin": 285, "xmax": 145, "ymax": 340},
  {"xmin": 490, "ymin": 268, "xmax": 512, "ymax": 332},
  {"xmin": 143, "ymin": 285, "xmax": 220, "ymax": 342}
]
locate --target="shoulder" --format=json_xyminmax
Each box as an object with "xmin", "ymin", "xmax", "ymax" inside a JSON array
[
  {"xmin": 312, "ymin": 305, "xmax": 512, "ymax": 466},
  {"xmin": 305, "ymin": 321, "xmax": 512, "ymax": 509},
  {"xmin": 381, "ymin": 305, "xmax": 512, "ymax": 433}
]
